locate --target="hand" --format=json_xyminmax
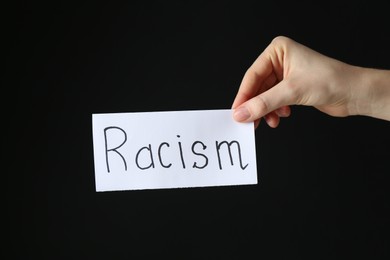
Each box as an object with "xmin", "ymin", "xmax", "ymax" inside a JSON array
[{"xmin": 232, "ymin": 36, "xmax": 390, "ymax": 127}]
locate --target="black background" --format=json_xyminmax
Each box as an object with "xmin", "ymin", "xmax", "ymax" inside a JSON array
[{"xmin": 6, "ymin": 1, "xmax": 390, "ymax": 259}]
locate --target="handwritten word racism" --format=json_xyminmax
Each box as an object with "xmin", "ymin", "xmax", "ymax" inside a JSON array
[{"xmin": 104, "ymin": 126, "xmax": 249, "ymax": 173}]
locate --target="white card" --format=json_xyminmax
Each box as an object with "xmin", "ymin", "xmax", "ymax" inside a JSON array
[{"xmin": 92, "ymin": 109, "xmax": 257, "ymax": 191}]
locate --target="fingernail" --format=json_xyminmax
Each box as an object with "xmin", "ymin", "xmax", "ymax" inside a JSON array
[{"xmin": 233, "ymin": 107, "xmax": 251, "ymax": 121}]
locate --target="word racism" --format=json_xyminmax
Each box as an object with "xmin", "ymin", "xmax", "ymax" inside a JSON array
[{"xmin": 104, "ymin": 126, "xmax": 249, "ymax": 173}]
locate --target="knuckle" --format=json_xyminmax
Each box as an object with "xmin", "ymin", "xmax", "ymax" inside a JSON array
[
  {"xmin": 251, "ymin": 95, "xmax": 269, "ymax": 117},
  {"xmin": 271, "ymin": 36, "xmax": 292, "ymax": 46}
]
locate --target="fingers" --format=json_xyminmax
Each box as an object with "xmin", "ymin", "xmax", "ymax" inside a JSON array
[
  {"xmin": 254, "ymin": 119, "xmax": 261, "ymax": 129},
  {"xmin": 264, "ymin": 112, "xmax": 280, "ymax": 128},
  {"xmin": 232, "ymin": 36, "xmax": 295, "ymax": 127},
  {"xmin": 275, "ymin": 106, "xmax": 291, "ymax": 117},
  {"xmin": 232, "ymin": 38, "xmax": 287, "ymax": 110},
  {"xmin": 253, "ymin": 106, "xmax": 291, "ymax": 129},
  {"xmin": 233, "ymin": 80, "xmax": 294, "ymax": 122},
  {"xmin": 231, "ymin": 52, "xmax": 274, "ymax": 109}
]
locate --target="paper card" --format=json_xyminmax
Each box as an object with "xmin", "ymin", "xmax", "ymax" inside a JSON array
[{"xmin": 92, "ymin": 109, "xmax": 257, "ymax": 191}]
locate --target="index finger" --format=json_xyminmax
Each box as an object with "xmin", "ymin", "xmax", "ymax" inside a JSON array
[{"xmin": 231, "ymin": 49, "xmax": 274, "ymax": 109}]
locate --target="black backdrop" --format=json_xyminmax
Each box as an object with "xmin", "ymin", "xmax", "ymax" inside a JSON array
[{"xmin": 7, "ymin": 1, "xmax": 390, "ymax": 259}]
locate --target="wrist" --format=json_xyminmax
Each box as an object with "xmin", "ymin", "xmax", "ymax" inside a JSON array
[{"xmin": 355, "ymin": 67, "xmax": 390, "ymax": 120}]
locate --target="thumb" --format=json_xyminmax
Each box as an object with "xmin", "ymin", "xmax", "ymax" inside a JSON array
[{"xmin": 233, "ymin": 80, "xmax": 294, "ymax": 122}]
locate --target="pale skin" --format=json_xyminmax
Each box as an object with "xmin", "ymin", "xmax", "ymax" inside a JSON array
[{"xmin": 232, "ymin": 36, "xmax": 390, "ymax": 128}]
